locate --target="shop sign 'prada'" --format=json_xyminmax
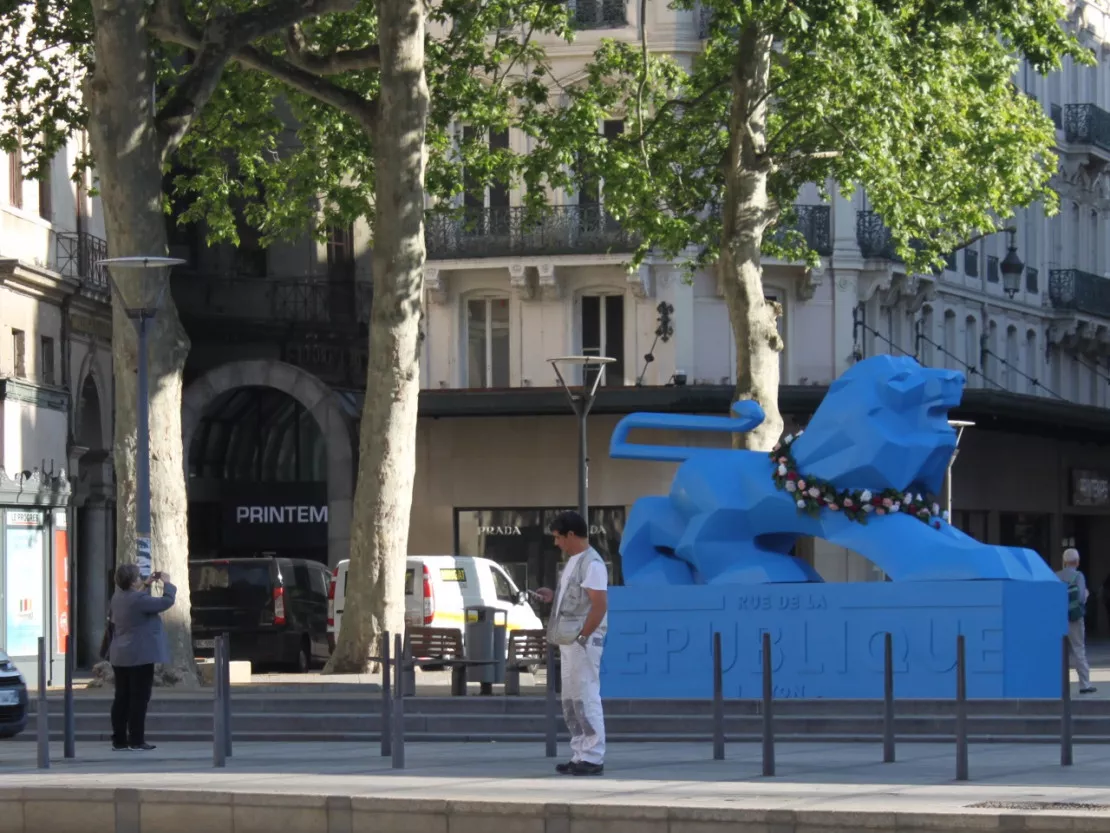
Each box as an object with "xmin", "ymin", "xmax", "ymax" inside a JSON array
[{"xmin": 479, "ymin": 526, "xmax": 521, "ymax": 535}]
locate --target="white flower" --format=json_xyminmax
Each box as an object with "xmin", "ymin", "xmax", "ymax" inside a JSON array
[
  {"xmin": 861, "ymin": 489, "xmax": 873, "ymax": 502},
  {"xmin": 863, "ymin": 504, "xmax": 874, "ymax": 513},
  {"xmin": 785, "ymin": 481, "xmax": 797, "ymax": 493},
  {"xmin": 942, "ymin": 510, "xmax": 950, "ymax": 521},
  {"xmin": 892, "ymin": 502, "xmax": 901, "ymax": 512},
  {"xmin": 778, "ymin": 464, "xmax": 787, "ymax": 476},
  {"xmin": 783, "ymin": 433, "xmax": 794, "ymax": 445},
  {"xmin": 903, "ymin": 492, "xmax": 913, "ymax": 503},
  {"xmin": 808, "ymin": 487, "xmax": 820, "ymax": 498},
  {"xmin": 931, "ymin": 503, "xmax": 940, "ymax": 517},
  {"xmin": 797, "ymin": 499, "xmax": 806, "ymax": 509},
  {"xmin": 916, "ymin": 493, "xmax": 924, "ymax": 503}
]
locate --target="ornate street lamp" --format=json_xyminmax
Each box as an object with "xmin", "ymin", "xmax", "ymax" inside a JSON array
[
  {"xmin": 1000, "ymin": 229, "xmax": 1024, "ymax": 299},
  {"xmin": 548, "ymin": 355, "xmax": 615, "ymax": 522},
  {"xmin": 97, "ymin": 256, "xmax": 187, "ymax": 578}
]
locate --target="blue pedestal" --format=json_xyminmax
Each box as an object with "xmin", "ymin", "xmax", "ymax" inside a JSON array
[{"xmin": 600, "ymin": 581, "xmax": 1067, "ymax": 699}]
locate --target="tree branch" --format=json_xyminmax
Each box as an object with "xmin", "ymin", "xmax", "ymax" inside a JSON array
[
  {"xmin": 155, "ymin": 20, "xmax": 378, "ymax": 130},
  {"xmin": 285, "ymin": 24, "xmax": 380, "ymax": 74},
  {"xmin": 621, "ymin": 77, "xmax": 730, "ymax": 151},
  {"xmin": 150, "ymin": 0, "xmax": 367, "ymax": 160}
]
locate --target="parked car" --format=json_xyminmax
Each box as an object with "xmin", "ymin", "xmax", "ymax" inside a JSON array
[
  {"xmin": 327, "ymin": 555, "xmax": 545, "ymax": 653},
  {"xmin": 190, "ymin": 557, "xmax": 333, "ymax": 672},
  {"xmin": 0, "ymin": 650, "xmax": 28, "ymax": 738}
]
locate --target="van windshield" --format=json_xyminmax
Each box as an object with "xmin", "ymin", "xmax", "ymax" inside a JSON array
[
  {"xmin": 404, "ymin": 568, "xmax": 414, "ymax": 596},
  {"xmin": 190, "ymin": 562, "xmax": 272, "ymax": 609}
]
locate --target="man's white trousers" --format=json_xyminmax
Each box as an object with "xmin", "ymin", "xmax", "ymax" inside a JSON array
[{"xmin": 560, "ymin": 639, "xmax": 605, "ymax": 765}]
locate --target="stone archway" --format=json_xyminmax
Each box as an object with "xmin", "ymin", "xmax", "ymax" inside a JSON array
[
  {"xmin": 181, "ymin": 360, "xmax": 356, "ymax": 566},
  {"xmin": 72, "ymin": 358, "xmax": 114, "ymax": 668}
]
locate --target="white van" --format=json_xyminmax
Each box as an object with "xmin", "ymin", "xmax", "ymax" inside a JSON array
[{"xmin": 327, "ymin": 555, "xmax": 544, "ymax": 652}]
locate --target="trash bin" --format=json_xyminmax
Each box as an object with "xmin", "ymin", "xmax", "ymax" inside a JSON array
[{"xmin": 465, "ymin": 606, "xmax": 508, "ymax": 690}]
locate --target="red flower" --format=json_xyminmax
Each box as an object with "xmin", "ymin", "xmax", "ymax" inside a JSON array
[{"xmin": 786, "ymin": 472, "xmax": 798, "ymax": 481}]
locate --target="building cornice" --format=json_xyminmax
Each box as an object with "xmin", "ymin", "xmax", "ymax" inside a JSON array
[
  {"xmin": 0, "ymin": 258, "xmax": 80, "ymax": 304},
  {"xmin": 0, "ymin": 376, "xmax": 71, "ymax": 413}
]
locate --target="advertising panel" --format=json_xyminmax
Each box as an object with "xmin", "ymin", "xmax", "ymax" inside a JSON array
[{"xmin": 4, "ymin": 510, "xmax": 45, "ymax": 657}]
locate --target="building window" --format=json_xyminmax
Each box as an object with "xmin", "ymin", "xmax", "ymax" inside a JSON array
[
  {"xmin": 12, "ymin": 329, "xmax": 25, "ymax": 377},
  {"xmin": 37, "ymin": 165, "xmax": 51, "ymax": 221},
  {"xmin": 40, "ymin": 336, "xmax": 54, "ymax": 385},
  {"xmin": 7, "ymin": 150, "xmax": 22, "ymax": 209},
  {"xmin": 581, "ymin": 293, "xmax": 624, "ymax": 387},
  {"xmin": 466, "ymin": 297, "xmax": 510, "ymax": 388},
  {"xmin": 964, "ymin": 249, "xmax": 979, "ymax": 278}
]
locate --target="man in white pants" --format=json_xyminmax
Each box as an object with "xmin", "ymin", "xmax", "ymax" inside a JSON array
[
  {"xmin": 1057, "ymin": 547, "xmax": 1097, "ymax": 694},
  {"xmin": 535, "ymin": 511, "xmax": 608, "ymax": 776}
]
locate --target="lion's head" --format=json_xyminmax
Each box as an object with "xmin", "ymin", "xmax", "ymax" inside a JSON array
[{"xmin": 789, "ymin": 355, "xmax": 965, "ymax": 495}]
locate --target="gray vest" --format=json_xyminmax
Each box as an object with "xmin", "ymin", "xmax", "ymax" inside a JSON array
[{"xmin": 547, "ymin": 548, "xmax": 606, "ymax": 645}]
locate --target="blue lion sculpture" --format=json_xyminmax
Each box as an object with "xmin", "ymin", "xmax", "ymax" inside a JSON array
[{"xmin": 612, "ymin": 355, "xmax": 1054, "ymax": 586}]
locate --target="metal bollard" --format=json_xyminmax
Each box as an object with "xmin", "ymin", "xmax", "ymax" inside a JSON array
[
  {"xmin": 883, "ymin": 631, "xmax": 895, "ymax": 764},
  {"xmin": 391, "ymin": 633, "xmax": 405, "ymax": 770},
  {"xmin": 213, "ymin": 636, "xmax": 226, "ymax": 768},
  {"xmin": 1061, "ymin": 634, "xmax": 1073, "ymax": 767},
  {"xmin": 222, "ymin": 633, "xmax": 232, "ymax": 758},
  {"xmin": 381, "ymin": 630, "xmax": 392, "ymax": 757},
  {"xmin": 955, "ymin": 633, "xmax": 968, "ymax": 781},
  {"xmin": 545, "ymin": 641, "xmax": 557, "ymax": 758},
  {"xmin": 36, "ymin": 637, "xmax": 48, "ymax": 769},
  {"xmin": 64, "ymin": 634, "xmax": 75, "ymax": 759},
  {"xmin": 761, "ymin": 631, "xmax": 774, "ymax": 777},
  {"xmin": 712, "ymin": 631, "xmax": 724, "ymax": 760}
]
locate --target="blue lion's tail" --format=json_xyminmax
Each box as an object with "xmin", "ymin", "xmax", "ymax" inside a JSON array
[{"xmin": 609, "ymin": 401, "xmax": 765, "ymax": 463}]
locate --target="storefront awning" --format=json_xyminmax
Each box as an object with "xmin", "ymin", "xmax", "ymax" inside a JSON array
[{"xmin": 413, "ymin": 385, "xmax": 1110, "ymax": 444}]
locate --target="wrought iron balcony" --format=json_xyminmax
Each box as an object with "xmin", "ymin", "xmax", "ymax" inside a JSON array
[
  {"xmin": 1049, "ymin": 269, "xmax": 1110, "ymax": 318},
  {"xmin": 425, "ymin": 204, "xmax": 640, "ymax": 260},
  {"xmin": 569, "ymin": 0, "xmax": 627, "ymax": 29},
  {"xmin": 856, "ymin": 211, "xmax": 900, "ymax": 260},
  {"xmin": 768, "ymin": 205, "xmax": 832, "ymax": 257},
  {"xmin": 1064, "ymin": 104, "xmax": 1110, "ymax": 154},
  {"xmin": 172, "ymin": 274, "xmax": 372, "ymax": 331},
  {"xmin": 55, "ymin": 231, "xmax": 109, "ymax": 295}
]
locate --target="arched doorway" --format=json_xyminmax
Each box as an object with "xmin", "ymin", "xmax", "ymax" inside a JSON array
[
  {"xmin": 74, "ymin": 370, "xmax": 113, "ymax": 667},
  {"xmin": 181, "ymin": 360, "xmax": 355, "ymax": 567}
]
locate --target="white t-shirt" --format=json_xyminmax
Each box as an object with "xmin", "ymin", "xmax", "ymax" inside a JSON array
[{"xmin": 556, "ymin": 547, "xmax": 609, "ymax": 631}]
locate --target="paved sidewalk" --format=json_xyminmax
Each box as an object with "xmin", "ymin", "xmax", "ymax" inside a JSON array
[{"xmin": 2, "ymin": 739, "xmax": 1110, "ymax": 814}]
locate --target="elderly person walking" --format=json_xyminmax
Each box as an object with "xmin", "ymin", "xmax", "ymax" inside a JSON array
[
  {"xmin": 1057, "ymin": 548, "xmax": 1097, "ymax": 695},
  {"xmin": 108, "ymin": 565, "xmax": 177, "ymax": 751}
]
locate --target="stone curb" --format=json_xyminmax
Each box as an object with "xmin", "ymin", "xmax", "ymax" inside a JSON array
[{"xmin": 0, "ymin": 787, "xmax": 1108, "ymax": 833}]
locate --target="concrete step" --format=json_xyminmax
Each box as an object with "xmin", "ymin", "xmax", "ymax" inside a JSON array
[
  {"xmin": 28, "ymin": 696, "xmax": 1108, "ymax": 717},
  {"xmin": 15, "ymin": 730, "xmax": 1109, "ymax": 745},
  {"xmin": 21, "ymin": 711, "xmax": 1108, "ymax": 737}
]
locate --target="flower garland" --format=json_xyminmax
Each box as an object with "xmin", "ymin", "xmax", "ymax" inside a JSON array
[{"xmin": 769, "ymin": 431, "xmax": 949, "ymax": 528}]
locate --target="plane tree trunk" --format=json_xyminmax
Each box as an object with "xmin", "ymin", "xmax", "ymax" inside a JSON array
[
  {"xmin": 325, "ymin": 0, "xmax": 428, "ymax": 672},
  {"xmin": 85, "ymin": 0, "xmax": 197, "ymax": 685},
  {"xmin": 720, "ymin": 22, "xmax": 785, "ymax": 453}
]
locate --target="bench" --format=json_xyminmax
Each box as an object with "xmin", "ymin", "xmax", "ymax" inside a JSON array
[
  {"xmin": 504, "ymin": 629, "xmax": 548, "ymax": 696},
  {"xmin": 404, "ymin": 626, "xmax": 499, "ymax": 696}
]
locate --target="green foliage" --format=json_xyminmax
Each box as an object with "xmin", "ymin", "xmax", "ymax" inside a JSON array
[
  {"xmin": 524, "ymin": 0, "xmax": 1090, "ymax": 272},
  {"xmin": 0, "ymin": 0, "xmax": 574, "ymax": 247}
]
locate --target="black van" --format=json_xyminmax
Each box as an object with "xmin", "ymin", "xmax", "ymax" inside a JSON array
[{"xmin": 189, "ymin": 557, "xmax": 332, "ymax": 672}]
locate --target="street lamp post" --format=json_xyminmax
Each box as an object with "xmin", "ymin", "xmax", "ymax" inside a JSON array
[
  {"xmin": 946, "ymin": 419, "xmax": 976, "ymax": 521},
  {"xmin": 548, "ymin": 356, "xmax": 615, "ymax": 522},
  {"xmin": 97, "ymin": 256, "xmax": 186, "ymax": 578}
]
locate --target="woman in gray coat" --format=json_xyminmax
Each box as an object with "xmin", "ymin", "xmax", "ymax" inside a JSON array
[{"xmin": 108, "ymin": 564, "xmax": 177, "ymax": 751}]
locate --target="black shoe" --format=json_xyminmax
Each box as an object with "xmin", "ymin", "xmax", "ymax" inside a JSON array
[
  {"xmin": 129, "ymin": 743, "xmax": 157, "ymax": 751},
  {"xmin": 569, "ymin": 761, "xmax": 604, "ymax": 776},
  {"xmin": 555, "ymin": 760, "xmax": 576, "ymax": 774},
  {"xmin": 1081, "ymin": 687, "xmax": 1098, "ymax": 694},
  {"xmin": 112, "ymin": 744, "xmax": 130, "ymax": 752}
]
